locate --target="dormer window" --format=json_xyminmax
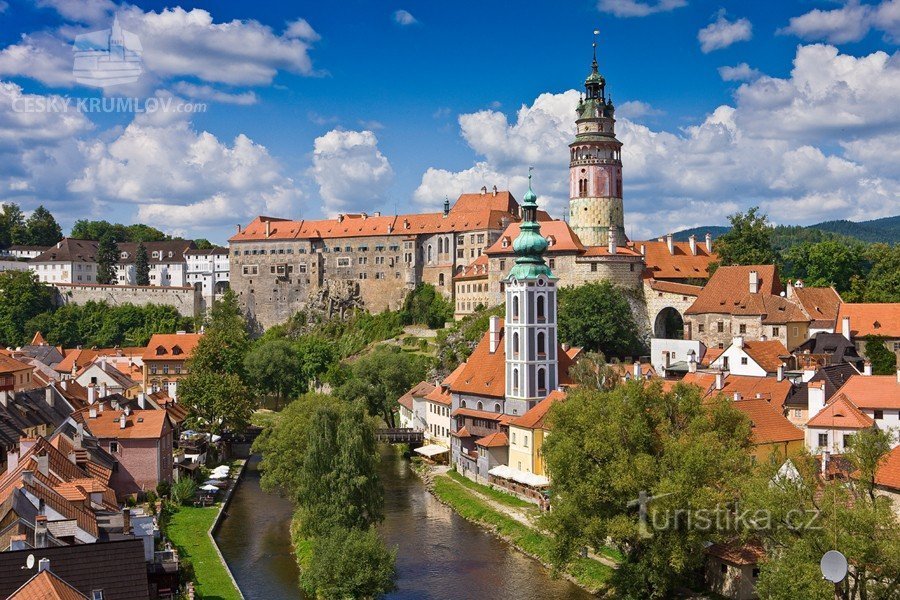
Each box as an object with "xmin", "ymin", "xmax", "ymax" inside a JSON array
[
  {"xmin": 171, "ymin": 345, "xmax": 182, "ymax": 356},
  {"xmin": 155, "ymin": 345, "xmax": 166, "ymax": 356},
  {"xmin": 547, "ymin": 236, "xmax": 555, "ymax": 247}
]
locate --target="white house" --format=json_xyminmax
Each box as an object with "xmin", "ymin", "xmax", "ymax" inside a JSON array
[
  {"xmin": 805, "ymin": 382, "xmax": 875, "ymax": 454},
  {"xmin": 398, "ymin": 381, "xmax": 434, "ymax": 431},
  {"xmin": 710, "ymin": 337, "xmax": 790, "ymax": 377},
  {"xmin": 29, "ymin": 239, "xmax": 99, "ymax": 284},
  {"xmin": 184, "ymin": 247, "xmax": 230, "ymax": 307},
  {"xmin": 115, "ymin": 241, "xmax": 194, "ymax": 287}
]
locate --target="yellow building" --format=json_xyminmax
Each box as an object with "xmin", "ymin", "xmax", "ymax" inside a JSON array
[
  {"xmin": 731, "ymin": 397, "xmax": 805, "ymax": 462},
  {"xmin": 142, "ymin": 332, "xmax": 203, "ymax": 394},
  {"xmin": 507, "ymin": 390, "xmax": 565, "ymax": 476}
]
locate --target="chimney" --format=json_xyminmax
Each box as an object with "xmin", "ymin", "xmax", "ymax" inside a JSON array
[
  {"xmin": 492, "ymin": 185, "xmax": 498, "ymax": 196},
  {"xmin": 640, "ymin": 244, "xmax": 646, "ymax": 256},
  {"xmin": 733, "ymin": 392, "xmax": 741, "ymax": 402},
  {"xmin": 863, "ymin": 361, "xmax": 872, "ymax": 376},
  {"xmin": 489, "ymin": 316, "xmax": 500, "ymax": 354},
  {"xmin": 663, "ymin": 351, "xmax": 671, "ymax": 369},
  {"xmin": 87, "ymin": 384, "xmax": 96, "ymax": 405},
  {"xmin": 481, "ymin": 185, "xmax": 487, "ymax": 195},
  {"xmin": 19, "ymin": 438, "xmax": 35, "ymax": 456},
  {"xmin": 35, "ymin": 515, "xmax": 47, "ymax": 549},
  {"xmin": 122, "ymin": 507, "xmax": 131, "ymax": 536},
  {"xmin": 821, "ymin": 450, "xmax": 830, "ymax": 475},
  {"xmin": 236, "ymin": 224, "xmax": 242, "ymax": 234},
  {"xmin": 749, "ymin": 270, "xmax": 760, "ymax": 294},
  {"xmin": 841, "ymin": 316, "xmax": 851, "ymax": 340},
  {"xmin": 99, "ymin": 382, "xmax": 107, "ymax": 398},
  {"xmin": 715, "ymin": 371, "xmax": 724, "ymax": 390},
  {"xmin": 75, "ymin": 423, "xmax": 84, "ymax": 449},
  {"xmin": 138, "ymin": 392, "xmax": 146, "ymax": 410},
  {"xmin": 896, "ymin": 368, "xmax": 900, "ymax": 384},
  {"xmin": 687, "ymin": 234, "xmax": 697, "ymax": 256},
  {"xmin": 808, "ymin": 381, "xmax": 826, "ymax": 417},
  {"xmin": 665, "ymin": 233, "xmax": 674, "ymax": 255},
  {"xmin": 705, "ymin": 232, "xmax": 713, "ymax": 252},
  {"xmin": 264, "ymin": 220, "xmax": 271, "ymax": 238},
  {"xmin": 0, "ymin": 390, "xmax": 7, "ymax": 408},
  {"xmin": 37, "ymin": 557, "xmax": 49, "ymax": 572},
  {"xmin": 120, "ymin": 414, "xmax": 127, "ymax": 429},
  {"xmin": 607, "ymin": 226, "xmax": 617, "ymax": 255},
  {"xmin": 89, "ymin": 406, "xmax": 97, "ymax": 419},
  {"xmin": 443, "ymin": 198, "xmax": 450, "ymax": 217},
  {"xmin": 733, "ymin": 335, "xmax": 744, "ymax": 349},
  {"xmin": 36, "ymin": 455, "xmax": 48, "ymax": 476},
  {"xmin": 777, "ymin": 363, "xmax": 784, "ymax": 382},
  {"xmin": 633, "ymin": 361, "xmax": 641, "ymax": 380},
  {"xmin": 688, "ymin": 354, "xmax": 697, "ymax": 373},
  {"xmin": 6, "ymin": 449, "xmax": 18, "ymax": 473},
  {"xmin": 22, "ymin": 470, "xmax": 33, "ymax": 486}
]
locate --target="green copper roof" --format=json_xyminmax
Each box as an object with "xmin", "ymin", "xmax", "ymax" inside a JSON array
[{"xmin": 506, "ymin": 173, "xmax": 554, "ymax": 281}]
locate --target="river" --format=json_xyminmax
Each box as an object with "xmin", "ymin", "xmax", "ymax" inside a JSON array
[{"xmin": 215, "ymin": 449, "xmax": 594, "ymax": 599}]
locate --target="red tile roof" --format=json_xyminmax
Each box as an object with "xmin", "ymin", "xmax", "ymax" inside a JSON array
[
  {"xmin": 486, "ymin": 220, "xmax": 585, "ymax": 255},
  {"xmin": 142, "ymin": 333, "xmax": 202, "ymax": 361},
  {"xmin": 647, "ymin": 279, "xmax": 704, "ymax": 296},
  {"xmin": 732, "ymin": 398, "xmax": 803, "ymax": 445},
  {"xmin": 741, "ymin": 339, "xmax": 790, "ymax": 373},
  {"xmin": 399, "ymin": 381, "xmax": 435, "ymax": 411},
  {"xmin": 82, "ymin": 410, "xmax": 171, "ymax": 439},
  {"xmin": 836, "ymin": 303, "xmax": 900, "ymax": 338},
  {"xmin": 679, "ymin": 372, "xmax": 794, "ymax": 411},
  {"xmin": 450, "ymin": 407, "xmax": 506, "ymax": 421},
  {"xmin": 8, "ymin": 569, "xmax": 88, "ymax": 600},
  {"xmin": 685, "ymin": 265, "xmax": 783, "ymax": 315},
  {"xmin": 874, "ymin": 445, "xmax": 900, "ymax": 491},
  {"xmin": 0, "ymin": 354, "xmax": 32, "ymax": 375},
  {"xmin": 832, "ymin": 375, "xmax": 900, "ymax": 410},
  {"xmin": 454, "ymin": 255, "xmax": 489, "ymax": 281},
  {"xmin": 790, "ymin": 286, "xmax": 842, "ymax": 326},
  {"xmin": 705, "ymin": 540, "xmax": 765, "ymax": 566},
  {"xmin": 632, "ymin": 239, "xmax": 717, "ymax": 280},
  {"xmin": 29, "ymin": 332, "xmax": 47, "ymax": 346},
  {"xmin": 475, "ymin": 431, "xmax": 509, "ymax": 448},
  {"xmin": 509, "ymin": 389, "xmax": 566, "ymax": 430},
  {"xmin": 806, "ymin": 394, "xmax": 875, "ymax": 429}
]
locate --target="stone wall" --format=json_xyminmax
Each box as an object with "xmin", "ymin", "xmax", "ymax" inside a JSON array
[{"xmin": 52, "ymin": 283, "xmax": 200, "ymax": 318}]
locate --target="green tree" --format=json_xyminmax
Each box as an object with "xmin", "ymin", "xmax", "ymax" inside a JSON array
[
  {"xmin": 193, "ymin": 238, "xmax": 214, "ymax": 249},
  {"xmin": 558, "ymin": 281, "xmax": 643, "ymax": 359},
  {"xmin": 744, "ymin": 429, "xmax": 900, "ymax": 600},
  {"xmin": 244, "ymin": 339, "xmax": 304, "ymax": 409},
  {"xmin": 124, "ymin": 223, "xmax": 168, "ymax": 242},
  {"xmin": 400, "ymin": 283, "xmax": 453, "ymax": 328},
  {"xmin": 863, "ymin": 336, "xmax": 898, "ymax": 375},
  {"xmin": 295, "ymin": 335, "xmax": 337, "ymax": 392},
  {"xmin": 299, "ymin": 527, "xmax": 396, "ymax": 600},
  {"xmin": 713, "ymin": 207, "xmax": 777, "ymax": 268},
  {"xmin": 0, "ymin": 271, "xmax": 54, "ymax": 346},
  {"xmin": 178, "ymin": 371, "xmax": 253, "ymax": 434},
  {"xmin": 96, "ymin": 232, "xmax": 119, "ymax": 284},
  {"xmin": 23, "ymin": 205, "xmax": 62, "ymax": 246},
  {"xmin": 335, "ymin": 345, "xmax": 428, "ymax": 428},
  {"xmin": 542, "ymin": 381, "xmax": 753, "ymax": 599},
  {"xmin": 860, "ymin": 243, "xmax": 900, "ymax": 302},
  {"xmin": 135, "ymin": 242, "xmax": 150, "ymax": 286},
  {"xmin": 781, "ymin": 239, "xmax": 866, "ymax": 292},
  {"xmin": 567, "ymin": 351, "xmax": 619, "ymax": 391},
  {"xmin": 70, "ymin": 220, "xmax": 168, "ymax": 243},
  {"xmin": 0, "ymin": 203, "xmax": 26, "ymax": 248},
  {"xmin": 190, "ymin": 290, "xmax": 249, "ymax": 377},
  {"xmin": 170, "ymin": 477, "xmax": 198, "ymax": 506}
]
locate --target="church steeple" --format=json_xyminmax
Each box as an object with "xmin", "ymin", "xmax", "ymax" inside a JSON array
[{"xmin": 506, "ymin": 171, "xmax": 553, "ymax": 281}]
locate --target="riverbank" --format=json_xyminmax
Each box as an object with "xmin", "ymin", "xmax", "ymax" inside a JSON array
[{"xmin": 426, "ymin": 466, "xmax": 614, "ymax": 595}]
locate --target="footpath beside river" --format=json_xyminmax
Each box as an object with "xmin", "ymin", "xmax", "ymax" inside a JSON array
[{"xmin": 215, "ymin": 449, "xmax": 594, "ymax": 599}]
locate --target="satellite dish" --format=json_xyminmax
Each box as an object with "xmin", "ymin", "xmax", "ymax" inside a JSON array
[
  {"xmin": 821, "ymin": 550, "xmax": 848, "ymax": 583},
  {"xmin": 25, "ymin": 554, "xmax": 34, "ymax": 569}
]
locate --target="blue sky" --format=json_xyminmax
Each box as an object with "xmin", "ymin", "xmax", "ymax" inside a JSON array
[{"xmin": 2, "ymin": 0, "xmax": 900, "ymax": 244}]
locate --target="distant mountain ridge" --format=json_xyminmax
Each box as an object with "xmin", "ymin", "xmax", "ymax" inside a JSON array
[{"xmin": 668, "ymin": 215, "xmax": 900, "ymax": 245}]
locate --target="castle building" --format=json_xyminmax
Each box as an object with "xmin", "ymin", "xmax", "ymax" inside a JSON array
[{"xmin": 567, "ymin": 42, "xmax": 624, "ymax": 247}]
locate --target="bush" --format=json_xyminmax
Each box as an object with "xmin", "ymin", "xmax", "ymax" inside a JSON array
[
  {"xmin": 171, "ymin": 477, "xmax": 198, "ymax": 506},
  {"xmin": 300, "ymin": 527, "xmax": 396, "ymax": 599},
  {"xmin": 156, "ymin": 481, "xmax": 172, "ymax": 499}
]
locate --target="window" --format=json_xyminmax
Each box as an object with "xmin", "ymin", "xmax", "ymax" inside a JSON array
[
  {"xmin": 537, "ymin": 331, "xmax": 546, "ymax": 356},
  {"xmin": 590, "ymin": 263, "xmax": 597, "ymax": 272},
  {"xmin": 537, "ymin": 368, "xmax": 546, "ymax": 395},
  {"xmin": 512, "ymin": 296, "xmax": 519, "ymax": 321},
  {"xmin": 720, "ymin": 563, "xmax": 728, "ymax": 574},
  {"xmin": 512, "ymin": 332, "xmax": 519, "ymax": 358},
  {"xmin": 336, "ymin": 257, "xmax": 351, "ymax": 267},
  {"xmin": 874, "ymin": 410, "xmax": 884, "ymax": 420},
  {"xmin": 524, "ymin": 435, "xmax": 529, "ymax": 448},
  {"xmin": 772, "ymin": 327, "xmax": 780, "ymax": 337},
  {"xmin": 109, "ymin": 442, "xmax": 119, "ymax": 454},
  {"xmin": 794, "ymin": 409, "xmax": 802, "ymax": 417},
  {"xmin": 717, "ymin": 321, "xmax": 724, "ymax": 333},
  {"xmin": 843, "ymin": 434, "xmax": 854, "ymax": 449},
  {"xmin": 499, "ymin": 260, "xmax": 505, "ymax": 271},
  {"xmin": 818, "ymin": 433, "xmax": 828, "ymax": 447},
  {"xmin": 698, "ymin": 324, "xmax": 705, "ymax": 333},
  {"xmin": 549, "ymin": 258, "xmax": 555, "ymax": 269},
  {"xmin": 739, "ymin": 324, "xmax": 746, "ymax": 334},
  {"xmin": 740, "ymin": 357, "xmax": 748, "ymax": 365},
  {"xmin": 537, "ymin": 295, "xmax": 546, "ymax": 321},
  {"xmin": 92, "ymin": 591, "xmax": 104, "ymax": 600},
  {"xmin": 512, "ymin": 432, "xmax": 516, "ymax": 444}
]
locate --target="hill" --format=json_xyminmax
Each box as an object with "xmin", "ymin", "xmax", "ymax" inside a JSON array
[{"xmin": 669, "ymin": 215, "xmax": 900, "ymax": 245}]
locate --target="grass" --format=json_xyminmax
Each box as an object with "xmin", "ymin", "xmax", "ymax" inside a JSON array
[
  {"xmin": 432, "ymin": 475, "xmax": 612, "ymax": 592},
  {"xmin": 446, "ymin": 469, "xmax": 537, "ymax": 511},
  {"xmin": 167, "ymin": 505, "xmax": 242, "ymax": 600},
  {"xmin": 251, "ymin": 409, "xmax": 281, "ymax": 429}
]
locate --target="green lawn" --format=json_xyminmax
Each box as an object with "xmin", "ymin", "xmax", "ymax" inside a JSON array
[
  {"xmin": 446, "ymin": 469, "xmax": 537, "ymax": 511},
  {"xmin": 432, "ymin": 475, "xmax": 612, "ymax": 592},
  {"xmin": 167, "ymin": 505, "xmax": 243, "ymax": 600}
]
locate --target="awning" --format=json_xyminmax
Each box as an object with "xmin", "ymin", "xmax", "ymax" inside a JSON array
[
  {"xmin": 488, "ymin": 465, "xmax": 550, "ymax": 488},
  {"xmin": 414, "ymin": 444, "xmax": 449, "ymax": 458}
]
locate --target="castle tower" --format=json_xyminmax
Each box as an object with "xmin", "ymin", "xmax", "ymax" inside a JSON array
[
  {"xmin": 568, "ymin": 38, "xmax": 625, "ymax": 247},
  {"xmin": 504, "ymin": 174, "xmax": 559, "ymax": 416}
]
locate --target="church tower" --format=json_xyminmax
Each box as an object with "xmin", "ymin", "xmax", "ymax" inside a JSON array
[
  {"xmin": 504, "ymin": 174, "xmax": 559, "ymax": 416},
  {"xmin": 568, "ymin": 38, "xmax": 625, "ymax": 247}
]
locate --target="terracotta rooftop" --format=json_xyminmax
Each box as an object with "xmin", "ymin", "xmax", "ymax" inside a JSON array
[
  {"xmin": 806, "ymin": 394, "xmax": 875, "ymax": 429},
  {"xmin": 82, "ymin": 409, "xmax": 170, "ymax": 439},
  {"xmin": 741, "ymin": 339, "xmax": 791, "ymax": 373},
  {"xmin": 29, "ymin": 332, "xmax": 47, "ymax": 346},
  {"xmin": 474, "ymin": 431, "xmax": 509, "ymax": 448},
  {"xmin": 685, "ymin": 265, "xmax": 783, "ymax": 315},
  {"xmin": 454, "ymin": 255, "xmax": 489, "ymax": 281},
  {"xmin": 7, "ymin": 569, "xmax": 88, "ymax": 600},
  {"xmin": 836, "ymin": 303, "xmax": 900, "ymax": 338},
  {"xmin": 732, "ymin": 398, "xmax": 804, "ymax": 445},
  {"xmin": 0, "ymin": 354, "xmax": 32, "ymax": 374},
  {"xmin": 832, "ymin": 374, "xmax": 900, "ymax": 410},
  {"xmin": 873, "ymin": 445, "xmax": 900, "ymax": 491},
  {"xmin": 705, "ymin": 540, "xmax": 765, "ymax": 566},
  {"xmin": 679, "ymin": 372, "xmax": 795, "ymax": 411},
  {"xmin": 450, "ymin": 407, "xmax": 506, "ymax": 421},
  {"xmin": 142, "ymin": 333, "xmax": 202, "ymax": 361},
  {"xmin": 632, "ymin": 239, "xmax": 717, "ymax": 280},
  {"xmin": 790, "ymin": 286, "xmax": 842, "ymax": 326},
  {"xmin": 509, "ymin": 389, "xmax": 566, "ymax": 430},
  {"xmin": 398, "ymin": 381, "xmax": 436, "ymax": 411},
  {"xmin": 486, "ymin": 219, "xmax": 585, "ymax": 256},
  {"xmin": 647, "ymin": 279, "xmax": 704, "ymax": 297}
]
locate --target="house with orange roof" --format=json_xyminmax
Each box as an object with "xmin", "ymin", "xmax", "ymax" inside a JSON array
[
  {"xmin": 80, "ymin": 409, "xmax": 174, "ymax": 499},
  {"xmin": 836, "ymin": 303, "xmax": 900, "ymax": 364},
  {"xmin": 868, "ymin": 445, "xmax": 900, "ymax": 514},
  {"xmin": 453, "ymin": 255, "xmax": 491, "ymax": 319},
  {"xmin": 830, "ymin": 372, "xmax": 900, "ymax": 446},
  {"xmin": 684, "ymin": 265, "xmax": 813, "ymax": 351},
  {"xmin": 422, "ymin": 369, "xmax": 458, "ymax": 447},
  {"xmin": 786, "ymin": 282, "xmax": 842, "ymax": 335},
  {"xmin": 805, "ymin": 391, "xmax": 876, "ymax": 454},
  {"xmin": 678, "ymin": 371, "xmax": 795, "ymax": 413},
  {"xmin": 6, "ymin": 562, "xmax": 89, "ymax": 600},
  {"xmin": 709, "ymin": 337, "xmax": 791, "ymax": 377},
  {"xmin": 229, "ymin": 189, "xmax": 522, "ymax": 329},
  {"xmin": 0, "ymin": 355, "xmax": 36, "ymax": 393},
  {"xmin": 141, "ymin": 332, "xmax": 202, "ymax": 397},
  {"xmin": 73, "ymin": 358, "xmax": 142, "ymax": 399},
  {"xmin": 507, "ymin": 389, "xmax": 566, "ymax": 477},
  {"xmin": 730, "ymin": 397, "xmax": 804, "ymax": 461}
]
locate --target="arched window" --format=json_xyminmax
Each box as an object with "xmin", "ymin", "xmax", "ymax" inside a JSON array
[
  {"xmin": 494, "ymin": 403, "xmax": 501, "ymax": 413},
  {"xmin": 537, "ymin": 331, "xmax": 546, "ymax": 357},
  {"xmin": 427, "ymin": 245, "xmax": 433, "ymax": 263},
  {"xmin": 512, "ymin": 332, "xmax": 520, "ymax": 358},
  {"xmin": 512, "ymin": 368, "xmax": 519, "ymax": 394},
  {"xmin": 537, "ymin": 368, "xmax": 547, "ymax": 395},
  {"xmin": 477, "ymin": 401, "xmax": 483, "ymax": 411},
  {"xmin": 537, "ymin": 296, "xmax": 545, "ymax": 321},
  {"xmin": 512, "ymin": 296, "xmax": 519, "ymax": 321},
  {"xmin": 461, "ymin": 400, "xmax": 467, "ymax": 408},
  {"xmin": 439, "ymin": 273, "xmax": 445, "ymax": 287}
]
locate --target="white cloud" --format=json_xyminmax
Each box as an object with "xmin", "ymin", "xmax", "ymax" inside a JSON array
[
  {"xmin": 780, "ymin": 0, "xmax": 900, "ymax": 44},
  {"xmin": 617, "ymin": 100, "xmax": 664, "ymax": 118},
  {"xmin": 284, "ymin": 18, "xmax": 321, "ymax": 41},
  {"xmin": 597, "ymin": 0, "xmax": 687, "ymax": 18},
  {"xmin": 718, "ymin": 62, "xmax": 761, "ymax": 82},
  {"xmin": 414, "ymin": 44, "xmax": 900, "ymax": 238},
  {"xmin": 171, "ymin": 82, "xmax": 258, "ymax": 105},
  {"xmin": 0, "ymin": 32, "xmax": 74, "ymax": 87},
  {"xmin": 393, "ymin": 10, "xmax": 418, "ymax": 26},
  {"xmin": 698, "ymin": 11, "xmax": 753, "ymax": 53},
  {"xmin": 311, "ymin": 129, "xmax": 393, "ymax": 215},
  {"xmin": 37, "ymin": 0, "xmax": 116, "ymax": 23}
]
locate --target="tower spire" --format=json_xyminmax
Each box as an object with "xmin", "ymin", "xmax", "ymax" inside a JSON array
[
  {"xmin": 592, "ymin": 29, "xmax": 599, "ymax": 71},
  {"xmin": 506, "ymin": 168, "xmax": 553, "ymax": 281}
]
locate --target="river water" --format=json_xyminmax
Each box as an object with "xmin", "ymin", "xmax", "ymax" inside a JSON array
[{"xmin": 215, "ymin": 449, "xmax": 594, "ymax": 599}]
